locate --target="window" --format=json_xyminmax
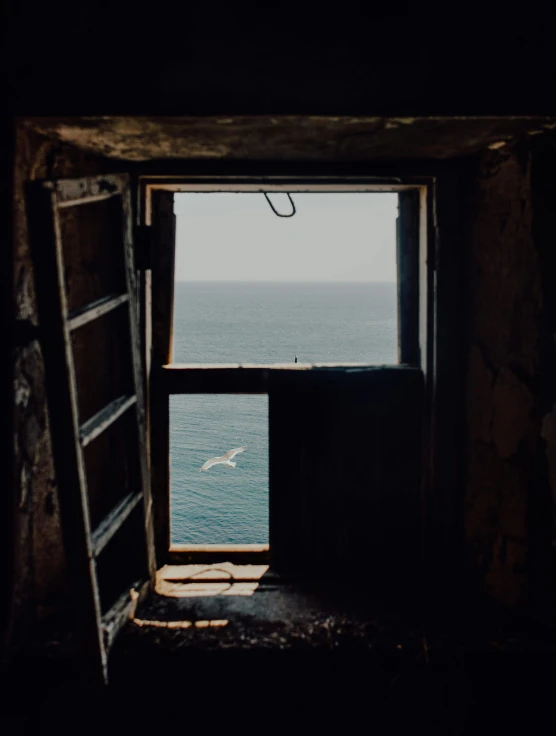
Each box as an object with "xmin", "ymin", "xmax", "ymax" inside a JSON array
[
  {"xmin": 27, "ymin": 171, "xmax": 436, "ymax": 683},
  {"xmin": 170, "ymin": 191, "xmax": 402, "ymax": 550},
  {"xmin": 143, "ymin": 178, "xmax": 430, "ymax": 578}
]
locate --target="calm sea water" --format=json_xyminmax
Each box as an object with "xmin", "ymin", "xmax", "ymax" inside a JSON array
[{"xmin": 170, "ymin": 281, "xmax": 397, "ymax": 544}]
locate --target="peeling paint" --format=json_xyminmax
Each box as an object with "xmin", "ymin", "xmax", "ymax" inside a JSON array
[{"xmin": 22, "ymin": 115, "xmax": 556, "ymax": 162}]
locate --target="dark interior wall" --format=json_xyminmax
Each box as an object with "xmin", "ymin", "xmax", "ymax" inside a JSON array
[
  {"xmin": 8, "ymin": 126, "xmax": 113, "ymax": 651},
  {"xmin": 4, "ymin": 3, "xmax": 555, "ymax": 115},
  {"xmin": 533, "ymin": 140, "xmax": 556, "ymax": 600},
  {"xmin": 460, "ymin": 138, "xmax": 556, "ymax": 614},
  {"xmin": 4, "ymin": 0, "xmax": 556, "ymax": 654},
  {"xmin": 7, "ymin": 129, "xmax": 556, "ymax": 658}
]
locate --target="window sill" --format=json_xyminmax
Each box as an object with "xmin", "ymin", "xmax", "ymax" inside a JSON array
[{"xmin": 168, "ymin": 545, "xmax": 269, "ymax": 565}]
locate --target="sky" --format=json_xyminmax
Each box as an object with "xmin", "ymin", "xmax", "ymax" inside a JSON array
[{"xmin": 174, "ymin": 192, "xmax": 398, "ymax": 282}]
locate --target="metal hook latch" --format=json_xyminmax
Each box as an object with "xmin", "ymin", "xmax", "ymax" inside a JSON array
[{"xmin": 263, "ymin": 192, "xmax": 296, "ymax": 218}]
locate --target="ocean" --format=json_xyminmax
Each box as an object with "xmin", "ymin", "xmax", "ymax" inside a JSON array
[{"xmin": 170, "ymin": 281, "xmax": 397, "ymax": 544}]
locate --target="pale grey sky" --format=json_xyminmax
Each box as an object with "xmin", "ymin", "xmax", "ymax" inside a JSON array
[{"xmin": 174, "ymin": 192, "xmax": 398, "ymax": 282}]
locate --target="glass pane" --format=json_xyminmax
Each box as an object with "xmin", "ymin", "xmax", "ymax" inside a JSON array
[{"xmin": 170, "ymin": 395, "xmax": 268, "ymax": 544}]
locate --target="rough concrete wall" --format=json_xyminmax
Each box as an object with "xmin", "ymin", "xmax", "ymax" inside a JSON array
[
  {"xmin": 9, "ymin": 126, "xmax": 112, "ymax": 651},
  {"xmin": 462, "ymin": 140, "xmax": 555, "ymax": 612}
]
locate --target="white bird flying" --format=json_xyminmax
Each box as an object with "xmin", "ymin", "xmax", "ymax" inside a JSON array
[{"xmin": 200, "ymin": 446, "xmax": 247, "ymax": 472}]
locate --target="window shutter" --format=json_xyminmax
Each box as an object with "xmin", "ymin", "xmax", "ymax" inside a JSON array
[
  {"xmin": 28, "ymin": 174, "xmax": 155, "ymax": 684},
  {"xmin": 269, "ymin": 366, "xmax": 423, "ymax": 597}
]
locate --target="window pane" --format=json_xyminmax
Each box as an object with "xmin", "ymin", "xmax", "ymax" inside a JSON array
[{"xmin": 170, "ymin": 395, "xmax": 268, "ymax": 544}]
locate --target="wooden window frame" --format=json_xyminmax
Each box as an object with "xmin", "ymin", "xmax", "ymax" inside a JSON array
[{"xmin": 137, "ymin": 175, "xmax": 437, "ymax": 568}]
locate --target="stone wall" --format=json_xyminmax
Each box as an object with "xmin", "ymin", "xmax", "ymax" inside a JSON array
[
  {"xmin": 9, "ymin": 126, "xmax": 112, "ymax": 651},
  {"xmin": 8, "ymin": 125, "xmax": 556, "ymax": 658},
  {"xmin": 461, "ymin": 139, "xmax": 556, "ymax": 613}
]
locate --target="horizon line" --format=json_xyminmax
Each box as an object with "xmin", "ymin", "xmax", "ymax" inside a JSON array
[{"xmin": 174, "ymin": 279, "xmax": 397, "ymax": 284}]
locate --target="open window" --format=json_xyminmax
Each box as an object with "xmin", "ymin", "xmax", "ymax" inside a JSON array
[
  {"xmin": 142, "ymin": 178, "xmax": 430, "ymax": 588},
  {"xmin": 28, "ymin": 172, "xmax": 433, "ymax": 681}
]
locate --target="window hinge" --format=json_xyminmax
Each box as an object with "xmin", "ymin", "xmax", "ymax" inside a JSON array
[{"xmin": 134, "ymin": 225, "xmax": 153, "ymax": 270}]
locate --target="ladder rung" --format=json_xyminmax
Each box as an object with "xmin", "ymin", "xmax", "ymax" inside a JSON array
[
  {"xmin": 80, "ymin": 394, "xmax": 137, "ymax": 447},
  {"xmin": 67, "ymin": 293, "xmax": 129, "ymax": 331},
  {"xmin": 91, "ymin": 490, "xmax": 143, "ymax": 557}
]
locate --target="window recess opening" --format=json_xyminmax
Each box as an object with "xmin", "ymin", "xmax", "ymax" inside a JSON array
[{"xmin": 146, "ymin": 181, "xmax": 427, "ymax": 566}]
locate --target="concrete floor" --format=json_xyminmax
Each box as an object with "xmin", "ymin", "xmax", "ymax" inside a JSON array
[
  {"xmin": 109, "ymin": 563, "xmax": 556, "ymax": 666},
  {"xmin": 4, "ymin": 565, "xmax": 555, "ymax": 732},
  {"xmin": 100, "ymin": 564, "xmax": 555, "ymax": 731}
]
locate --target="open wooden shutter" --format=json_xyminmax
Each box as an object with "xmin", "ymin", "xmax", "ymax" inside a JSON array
[
  {"xmin": 269, "ymin": 366, "xmax": 423, "ymax": 597},
  {"xmin": 28, "ymin": 174, "xmax": 155, "ymax": 684}
]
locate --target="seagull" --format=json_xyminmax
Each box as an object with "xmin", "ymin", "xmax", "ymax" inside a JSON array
[{"xmin": 200, "ymin": 446, "xmax": 247, "ymax": 472}]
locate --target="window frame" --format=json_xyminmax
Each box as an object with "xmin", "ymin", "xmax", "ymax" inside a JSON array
[{"xmin": 138, "ymin": 175, "xmax": 436, "ymax": 568}]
